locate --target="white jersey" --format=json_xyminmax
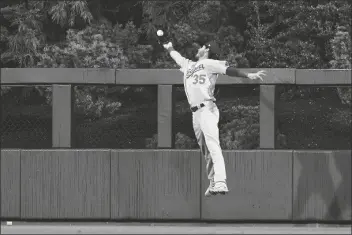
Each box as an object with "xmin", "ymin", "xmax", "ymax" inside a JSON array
[{"xmin": 170, "ymin": 51, "xmax": 229, "ymax": 106}]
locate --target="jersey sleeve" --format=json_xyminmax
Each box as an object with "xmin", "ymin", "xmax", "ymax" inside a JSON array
[
  {"xmin": 170, "ymin": 51, "xmax": 190, "ymax": 71},
  {"xmin": 204, "ymin": 59, "xmax": 229, "ymax": 75}
]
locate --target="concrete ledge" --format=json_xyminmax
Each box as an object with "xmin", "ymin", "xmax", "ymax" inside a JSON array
[
  {"xmin": 1, "ymin": 68, "xmax": 115, "ymax": 84},
  {"xmin": 295, "ymin": 69, "xmax": 352, "ymax": 85},
  {"xmin": 3, "ymin": 68, "xmax": 350, "ymax": 85}
]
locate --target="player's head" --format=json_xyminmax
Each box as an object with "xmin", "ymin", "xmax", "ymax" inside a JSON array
[{"xmin": 195, "ymin": 41, "xmax": 221, "ymax": 60}]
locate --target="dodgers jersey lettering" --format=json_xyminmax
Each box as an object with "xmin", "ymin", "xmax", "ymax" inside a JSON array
[{"xmin": 170, "ymin": 51, "xmax": 229, "ymax": 106}]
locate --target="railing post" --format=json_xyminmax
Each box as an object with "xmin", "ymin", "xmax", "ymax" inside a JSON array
[
  {"xmin": 52, "ymin": 85, "xmax": 73, "ymax": 148},
  {"xmin": 260, "ymin": 85, "xmax": 277, "ymax": 149},
  {"xmin": 157, "ymin": 85, "xmax": 174, "ymax": 148}
]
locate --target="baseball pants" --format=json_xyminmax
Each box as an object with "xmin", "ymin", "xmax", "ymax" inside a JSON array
[{"xmin": 192, "ymin": 102, "xmax": 227, "ymax": 182}]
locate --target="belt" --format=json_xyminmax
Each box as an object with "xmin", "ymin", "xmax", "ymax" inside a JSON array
[
  {"xmin": 190, "ymin": 103, "xmax": 205, "ymax": 112},
  {"xmin": 190, "ymin": 101, "xmax": 215, "ymax": 112}
]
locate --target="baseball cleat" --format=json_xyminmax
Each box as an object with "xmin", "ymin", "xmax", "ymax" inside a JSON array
[
  {"xmin": 204, "ymin": 180, "xmax": 215, "ymax": 197},
  {"xmin": 209, "ymin": 181, "xmax": 228, "ymax": 195}
]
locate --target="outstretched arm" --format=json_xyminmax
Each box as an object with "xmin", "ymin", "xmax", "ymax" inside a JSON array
[
  {"xmin": 163, "ymin": 42, "xmax": 189, "ymax": 69},
  {"xmin": 226, "ymin": 67, "xmax": 248, "ymax": 78},
  {"xmin": 226, "ymin": 67, "xmax": 266, "ymax": 81},
  {"xmin": 205, "ymin": 60, "xmax": 266, "ymax": 81}
]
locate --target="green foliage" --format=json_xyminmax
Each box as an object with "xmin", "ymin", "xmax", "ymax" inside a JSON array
[
  {"xmin": 37, "ymin": 24, "xmax": 127, "ymax": 68},
  {"xmin": 48, "ymin": 1, "xmax": 92, "ymax": 27},
  {"xmin": 2, "ymin": 0, "xmax": 351, "ymax": 69},
  {"xmin": 1, "ymin": 2, "xmax": 44, "ymax": 67},
  {"xmin": 146, "ymin": 132, "xmax": 198, "ymax": 149},
  {"xmin": 175, "ymin": 132, "xmax": 198, "ymax": 149},
  {"xmin": 329, "ymin": 25, "xmax": 351, "ymax": 129},
  {"xmin": 36, "ymin": 21, "xmax": 152, "ymax": 68},
  {"xmin": 330, "ymin": 26, "xmax": 351, "ymax": 69},
  {"xmin": 1, "ymin": 1, "xmax": 94, "ymax": 67},
  {"xmin": 219, "ymin": 105, "xmax": 260, "ymax": 149},
  {"xmin": 330, "ymin": 25, "xmax": 351, "ymax": 105},
  {"xmin": 74, "ymin": 86, "xmax": 122, "ymax": 120}
]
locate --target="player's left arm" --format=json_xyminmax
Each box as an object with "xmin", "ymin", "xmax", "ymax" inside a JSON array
[
  {"xmin": 226, "ymin": 67, "xmax": 266, "ymax": 81},
  {"xmin": 206, "ymin": 60, "xmax": 266, "ymax": 81}
]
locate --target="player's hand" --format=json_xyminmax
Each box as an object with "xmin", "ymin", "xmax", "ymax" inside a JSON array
[
  {"xmin": 163, "ymin": 42, "xmax": 173, "ymax": 50},
  {"xmin": 247, "ymin": 70, "xmax": 266, "ymax": 81}
]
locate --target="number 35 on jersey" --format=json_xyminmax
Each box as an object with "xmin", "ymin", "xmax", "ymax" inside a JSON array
[{"xmin": 191, "ymin": 74, "xmax": 207, "ymax": 85}]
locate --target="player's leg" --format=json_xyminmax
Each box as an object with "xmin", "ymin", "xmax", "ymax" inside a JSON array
[
  {"xmin": 193, "ymin": 113, "xmax": 214, "ymax": 180},
  {"xmin": 192, "ymin": 113, "xmax": 215, "ymax": 196},
  {"xmin": 199, "ymin": 105, "xmax": 228, "ymax": 194}
]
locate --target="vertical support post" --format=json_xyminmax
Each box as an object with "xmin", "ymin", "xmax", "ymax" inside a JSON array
[
  {"xmin": 157, "ymin": 85, "xmax": 173, "ymax": 148},
  {"xmin": 52, "ymin": 85, "xmax": 72, "ymax": 148},
  {"xmin": 260, "ymin": 85, "xmax": 277, "ymax": 149}
]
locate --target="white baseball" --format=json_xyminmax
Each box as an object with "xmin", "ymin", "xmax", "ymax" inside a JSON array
[
  {"xmin": 157, "ymin": 30, "xmax": 164, "ymax": 37},
  {"xmin": 6, "ymin": 221, "xmax": 12, "ymax": 226}
]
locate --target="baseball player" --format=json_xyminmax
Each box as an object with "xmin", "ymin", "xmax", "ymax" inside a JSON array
[{"xmin": 162, "ymin": 40, "xmax": 266, "ymax": 196}]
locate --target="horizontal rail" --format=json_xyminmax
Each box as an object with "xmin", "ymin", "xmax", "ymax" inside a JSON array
[
  {"xmin": 1, "ymin": 68, "xmax": 351, "ymax": 85},
  {"xmin": 295, "ymin": 69, "xmax": 352, "ymax": 84}
]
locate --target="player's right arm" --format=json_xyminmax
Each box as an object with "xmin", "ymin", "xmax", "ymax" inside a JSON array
[{"xmin": 163, "ymin": 42, "xmax": 189, "ymax": 69}]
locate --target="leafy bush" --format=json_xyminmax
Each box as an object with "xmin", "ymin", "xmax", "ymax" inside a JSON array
[
  {"xmin": 219, "ymin": 105, "xmax": 260, "ymax": 149},
  {"xmin": 37, "ymin": 24, "xmax": 127, "ymax": 68}
]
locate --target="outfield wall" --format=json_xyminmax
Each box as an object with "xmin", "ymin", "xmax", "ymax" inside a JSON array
[{"xmin": 1, "ymin": 149, "xmax": 350, "ymax": 222}]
